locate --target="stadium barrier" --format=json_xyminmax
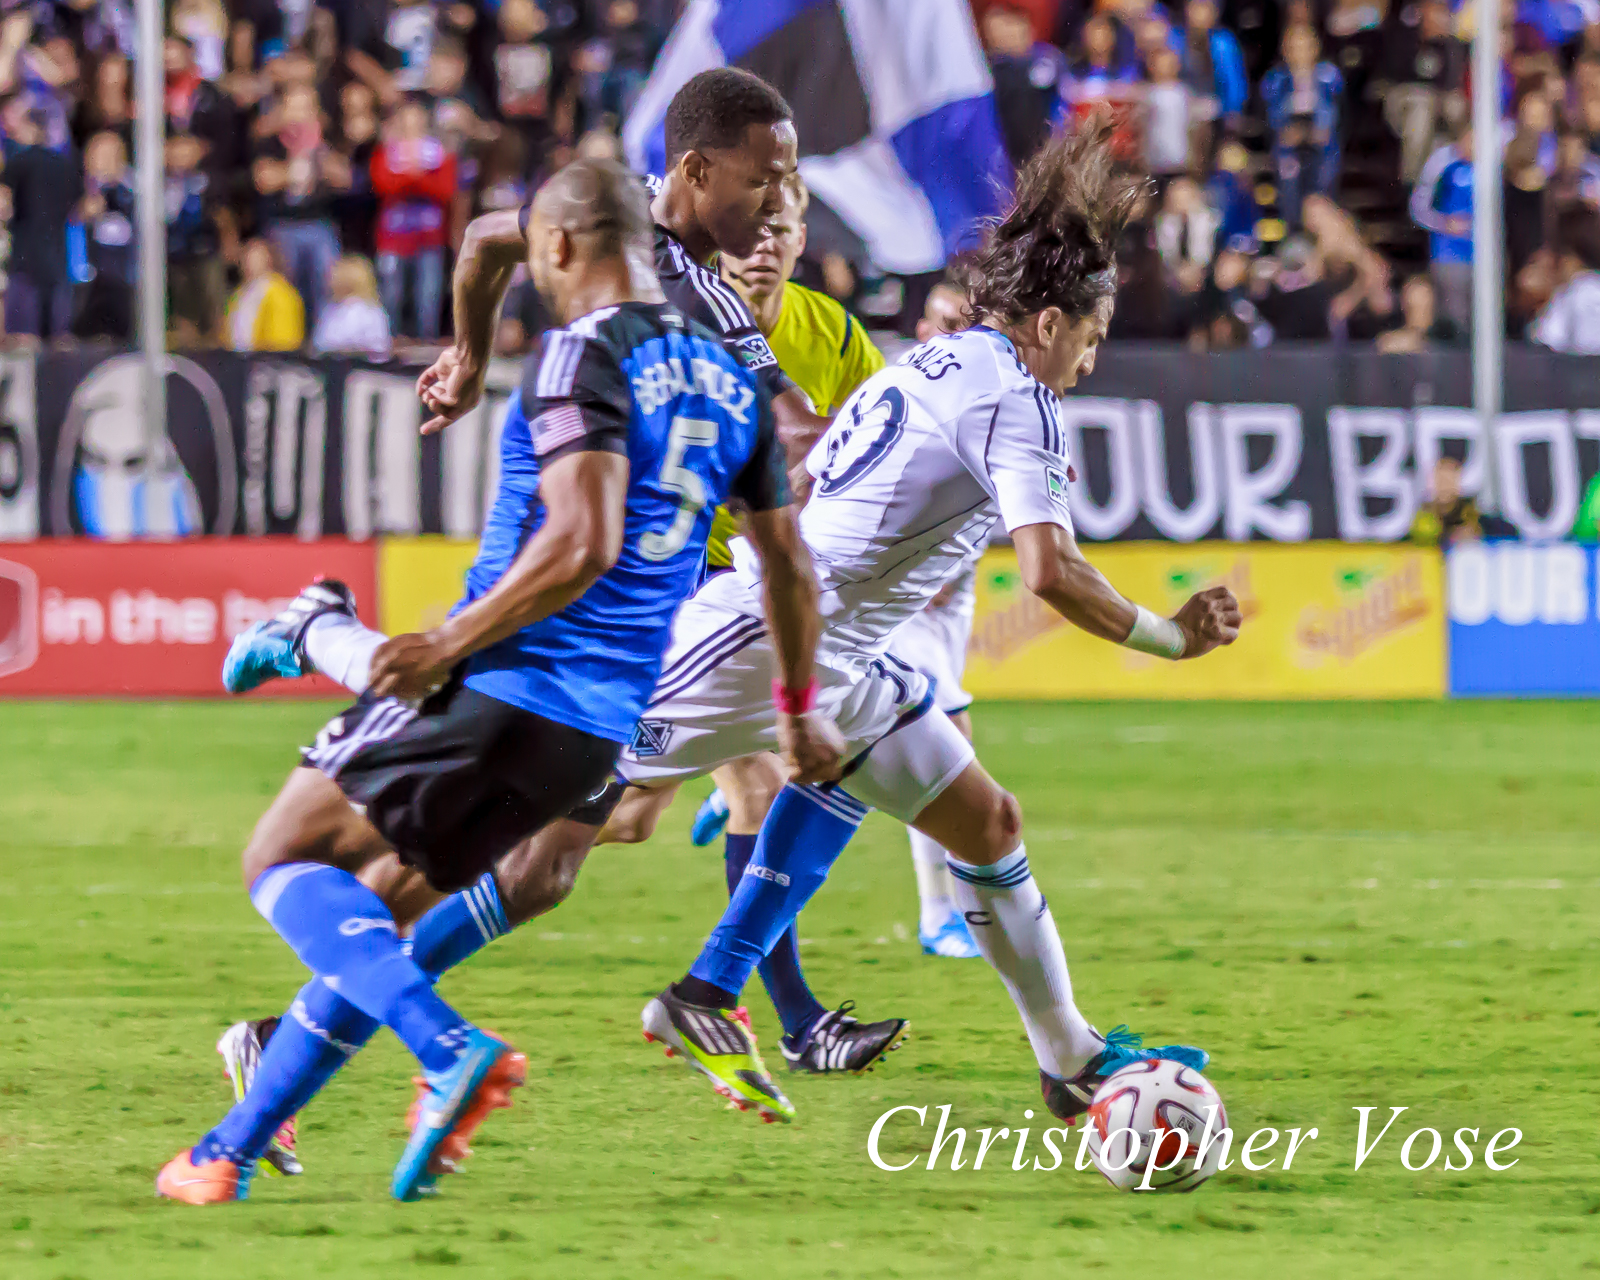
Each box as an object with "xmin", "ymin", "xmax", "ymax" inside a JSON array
[
  {"xmin": 3, "ymin": 347, "xmax": 1599, "ymax": 543},
  {"xmin": 0, "ymin": 539, "xmax": 378, "ymax": 696},
  {"xmin": 2, "ymin": 537, "xmax": 1595, "ymax": 699}
]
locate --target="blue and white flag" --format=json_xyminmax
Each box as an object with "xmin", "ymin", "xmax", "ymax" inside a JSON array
[{"xmin": 622, "ymin": 0, "xmax": 1012, "ymax": 275}]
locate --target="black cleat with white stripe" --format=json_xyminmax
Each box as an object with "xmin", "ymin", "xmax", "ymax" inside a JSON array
[{"xmin": 779, "ymin": 1001, "xmax": 908, "ymax": 1075}]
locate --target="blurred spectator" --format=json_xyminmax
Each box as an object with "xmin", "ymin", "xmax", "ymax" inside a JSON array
[
  {"xmin": 1143, "ymin": 46, "xmax": 1192, "ymax": 177},
  {"xmin": 73, "ymin": 51, "xmax": 132, "ymax": 149},
  {"xmin": 72, "ymin": 130, "xmax": 136, "ymax": 343},
  {"xmin": 984, "ymin": 1, "xmax": 1066, "ymax": 166},
  {"xmin": 171, "ymin": 0, "xmax": 228, "ymax": 81},
  {"xmin": 1207, "ymin": 137, "xmax": 1261, "ymax": 242},
  {"xmin": 385, "ymin": 0, "xmax": 440, "ymax": 94},
  {"xmin": 1154, "ymin": 175, "xmax": 1220, "ymax": 292},
  {"xmin": 1057, "ymin": 13, "xmax": 1142, "ymax": 156},
  {"xmin": 577, "ymin": 2, "xmax": 662, "ymax": 124},
  {"xmin": 1188, "ymin": 237, "xmax": 1272, "ymax": 347},
  {"xmin": 1381, "ymin": 0, "xmax": 1466, "ymax": 184},
  {"xmin": 165, "ymin": 131, "xmax": 224, "ymax": 344},
  {"xmin": 494, "ymin": 0, "xmax": 556, "ymax": 148},
  {"xmin": 4, "ymin": 103, "xmax": 81, "ymax": 342},
  {"xmin": 312, "ymin": 254, "xmax": 392, "ymax": 359},
  {"xmin": 370, "ymin": 98, "xmax": 456, "ymax": 339},
  {"xmin": 1261, "ymin": 25, "xmax": 1343, "ymax": 229},
  {"xmin": 226, "ymin": 237, "xmax": 304, "ymax": 352},
  {"xmin": 1409, "ymin": 455, "xmax": 1481, "ymax": 546},
  {"xmin": 253, "ymin": 80, "xmax": 347, "ymax": 326},
  {"xmin": 1179, "ymin": 0, "xmax": 1248, "ymax": 149},
  {"xmin": 1301, "ymin": 194, "xmax": 1393, "ymax": 332},
  {"xmin": 1377, "ymin": 274, "xmax": 1461, "ymax": 351},
  {"xmin": 1411, "ymin": 124, "xmax": 1475, "ymax": 332},
  {"xmin": 1259, "ymin": 234, "xmax": 1334, "ymax": 340},
  {"xmin": 1530, "ymin": 204, "xmax": 1600, "ymax": 352},
  {"xmin": 165, "ymin": 35, "xmax": 237, "ymax": 185},
  {"xmin": 332, "ymin": 81, "xmax": 381, "ymax": 256}
]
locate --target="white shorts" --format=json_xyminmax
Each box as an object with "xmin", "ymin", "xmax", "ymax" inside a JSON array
[
  {"xmin": 886, "ymin": 597, "xmax": 974, "ymax": 716},
  {"xmin": 618, "ymin": 572, "xmax": 974, "ymax": 822}
]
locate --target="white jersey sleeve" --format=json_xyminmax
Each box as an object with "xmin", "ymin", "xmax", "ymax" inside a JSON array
[{"xmin": 954, "ymin": 381, "xmax": 1075, "ymax": 536}]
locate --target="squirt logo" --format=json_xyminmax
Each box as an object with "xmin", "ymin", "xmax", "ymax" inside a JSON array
[{"xmin": 49, "ymin": 355, "xmax": 235, "ymax": 538}]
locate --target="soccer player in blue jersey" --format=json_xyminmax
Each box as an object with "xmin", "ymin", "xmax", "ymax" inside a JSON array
[{"xmin": 156, "ymin": 156, "xmax": 841, "ymax": 1205}]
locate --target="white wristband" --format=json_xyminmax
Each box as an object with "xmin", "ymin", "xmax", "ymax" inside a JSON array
[{"xmin": 1123, "ymin": 606, "xmax": 1186, "ymax": 659}]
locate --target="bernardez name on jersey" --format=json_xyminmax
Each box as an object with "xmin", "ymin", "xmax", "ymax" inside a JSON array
[{"xmin": 454, "ymin": 301, "xmax": 787, "ymax": 744}]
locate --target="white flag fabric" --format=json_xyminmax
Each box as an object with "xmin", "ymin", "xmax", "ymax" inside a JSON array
[{"xmin": 622, "ymin": 0, "xmax": 1012, "ymax": 274}]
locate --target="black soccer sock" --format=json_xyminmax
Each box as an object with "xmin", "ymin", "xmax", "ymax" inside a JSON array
[{"xmin": 673, "ymin": 976, "xmax": 738, "ymax": 1009}]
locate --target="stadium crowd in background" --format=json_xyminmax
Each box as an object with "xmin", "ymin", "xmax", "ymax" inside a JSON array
[{"xmin": 0, "ymin": 0, "xmax": 1597, "ymax": 353}]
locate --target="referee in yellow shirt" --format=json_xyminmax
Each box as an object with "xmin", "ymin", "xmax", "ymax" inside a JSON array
[{"xmin": 701, "ymin": 177, "xmax": 886, "ymax": 574}]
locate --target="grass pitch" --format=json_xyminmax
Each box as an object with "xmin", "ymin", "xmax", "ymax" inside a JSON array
[{"xmin": 1, "ymin": 699, "xmax": 1597, "ymax": 1279}]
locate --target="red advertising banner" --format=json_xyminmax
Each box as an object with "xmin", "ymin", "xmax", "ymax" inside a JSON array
[{"xmin": 0, "ymin": 540, "xmax": 377, "ymax": 696}]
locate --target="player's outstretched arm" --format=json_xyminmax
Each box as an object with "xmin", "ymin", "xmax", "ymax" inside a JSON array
[
  {"xmin": 417, "ymin": 209, "xmax": 528, "ymax": 434},
  {"xmin": 367, "ymin": 452, "xmax": 629, "ymax": 699},
  {"xmin": 742, "ymin": 506, "xmax": 845, "ymax": 784},
  {"xmin": 1012, "ymin": 522, "xmax": 1242, "ymax": 660}
]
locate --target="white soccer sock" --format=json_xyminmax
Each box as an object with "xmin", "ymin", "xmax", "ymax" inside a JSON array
[
  {"xmin": 945, "ymin": 844, "xmax": 1103, "ymax": 1079},
  {"xmin": 909, "ymin": 828, "xmax": 956, "ymax": 934},
  {"xmin": 303, "ymin": 614, "xmax": 387, "ymax": 693}
]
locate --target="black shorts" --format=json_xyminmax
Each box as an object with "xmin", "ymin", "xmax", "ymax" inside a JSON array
[{"xmin": 303, "ymin": 676, "xmax": 621, "ymax": 894}]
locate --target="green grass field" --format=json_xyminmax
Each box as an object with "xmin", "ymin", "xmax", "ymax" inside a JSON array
[{"xmin": 2, "ymin": 699, "xmax": 1597, "ymax": 1279}]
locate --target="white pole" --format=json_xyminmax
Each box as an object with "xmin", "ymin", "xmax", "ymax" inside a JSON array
[
  {"xmin": 1471, "ymin": 0, "xmax": 1502, "ymax": 509},
  {"xmin": 134, "ymin": 0, "xmax": 166, "ymax": 461}
]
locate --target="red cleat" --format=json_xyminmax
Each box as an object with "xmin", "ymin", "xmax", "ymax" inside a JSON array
[
  {"xmin": 405, "ymin": 1047, "xmax": 528, "ymax": 1175},
  {"xmin": 156, "ymin": 1150, "xmax": 250, "ymax": 1205}
]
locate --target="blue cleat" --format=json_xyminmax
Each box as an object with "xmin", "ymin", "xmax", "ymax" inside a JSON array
[
  {"xmin": 918, "ymin": 911, "xmax": 981, "ymax": 959},
  {"xmin": 689, "ymin": 788, "xmax": 730, "ymax": 847},
  {"xmin": 1038, "ymin": 1026, "xmax": 1210, "ymax": 1124},
  {"xmin": 222, "ymin": 579, "xmax": 356, "ymax": 693},
  {"xmin": 392, "ymin": 1029, "xmax": 525, "ymax": 1202}
]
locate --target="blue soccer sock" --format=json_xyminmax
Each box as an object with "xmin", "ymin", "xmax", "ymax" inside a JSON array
[
  {"xmin": 250, "ymin": 863, "xmax": 469, "ymax": 1075},
  {"xmin": 195, "ymin": 872, "xmax": 515, "ymax": 1165},
  {"xmin": 724, "ymin": 833, "xmax": 827, "ymax": 1041},
  {"xmin": 195, "ymin": 981, "xmax": 371, "ymax": 1166},
  {"xmin": 686, "ymin": 785, "xmax": 867, "ymax": 1002},
  {"xmin": 410, "ymin": 872, "xmax": 511, "ymax": 977}
]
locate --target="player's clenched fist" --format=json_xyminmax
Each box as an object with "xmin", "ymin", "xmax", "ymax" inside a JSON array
[
  {"xmin": 778, "ymin": 710, "xmax": 847, "ymax": 785},
  {"xmin": 367, "ymin": 632, "xmax": 454, "ymax": 701},
  {"xmin": 1172, "ymin": 585, "xmax": 1243, "ymax": 659},
  {"xmin": 416, "ymin": 347, "xmax": 486, "ymax": 435}
]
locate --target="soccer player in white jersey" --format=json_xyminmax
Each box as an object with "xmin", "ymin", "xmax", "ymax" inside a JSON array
[
  {"xmin": 633, "ymin": 119, "xmax": 1242, "ymax": 1123},
  {"xmin": 888, "ymin": 280, "xmax": 986, "ymax": 960}
]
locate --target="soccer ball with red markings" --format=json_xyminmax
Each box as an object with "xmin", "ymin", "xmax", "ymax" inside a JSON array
[{"xmin": 1085, "ymin": 1059, "xmax": 1227, "ymax": 1192}]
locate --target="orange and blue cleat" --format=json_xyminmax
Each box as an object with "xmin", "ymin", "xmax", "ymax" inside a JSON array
[
  {"xmin": 392, "ymin": 1029, "xmax": 526, "ymax": 1201},
  {"xmin": 155, "ymin": 1150, "xmax": 252, "ymax": 1205}
]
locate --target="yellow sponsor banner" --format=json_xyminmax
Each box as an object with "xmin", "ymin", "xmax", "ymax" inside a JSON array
[
  {"xmin": 966, "ymin": 543, "xmax": 1445, "ymax": 699},
  {"xmin": 379, "ymin": 538, "xmax": 480, "ymax": 636}
]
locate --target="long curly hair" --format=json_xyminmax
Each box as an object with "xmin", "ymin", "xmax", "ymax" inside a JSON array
[{"xmin": 958, "ymin": 116, "xmax": 1145, "ymax": 324}]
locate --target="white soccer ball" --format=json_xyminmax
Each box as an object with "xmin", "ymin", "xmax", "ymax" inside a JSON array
[{"xmin": 1084, "ymin": 1058, "xmax": 1227, "ymax": 1192}]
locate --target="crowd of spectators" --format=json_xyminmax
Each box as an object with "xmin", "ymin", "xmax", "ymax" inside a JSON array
[
  {"xmin": 0, "ymin": 0, "xmax": 1597, "ymax": 355},
  {"xmin": 978, "ymin": 0, "xmax": 1600, "ymax": 350}
]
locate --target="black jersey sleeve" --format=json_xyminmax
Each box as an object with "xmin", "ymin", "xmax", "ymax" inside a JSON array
[
  {"xmin": 729, "ymin": 384, "xmax": 791, "ymax": 512},
  {"xmin": 658, "ymin": 237, "xmax": 798, "ymax": 402},
  {"xmin": 520, "ymin": 329, "xmax": 632, "ymax": 464}
]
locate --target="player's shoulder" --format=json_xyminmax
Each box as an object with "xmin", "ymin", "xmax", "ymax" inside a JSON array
[
  {"xmin": 781, "ymin": 281, "xmax": 851, "ymax": 346},
  {"xmin": 897, "ymin": 325, "xmax": 1042, "ymax": 409}
]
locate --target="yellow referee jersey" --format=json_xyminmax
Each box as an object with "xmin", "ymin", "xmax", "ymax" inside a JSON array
[{"xmin": 706, "ymin": 282, "xmax": 885, "ymax": 568}]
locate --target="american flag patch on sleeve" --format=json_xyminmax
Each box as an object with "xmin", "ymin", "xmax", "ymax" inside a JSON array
[{"xmin": 535, "ymin": 404, "xmax": 589, "ymax": 453}]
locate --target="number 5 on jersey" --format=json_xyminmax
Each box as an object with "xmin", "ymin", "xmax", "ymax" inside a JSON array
[{"xmin": 641, "ymin": 415, "xmax": 720, "ymax": 561}]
